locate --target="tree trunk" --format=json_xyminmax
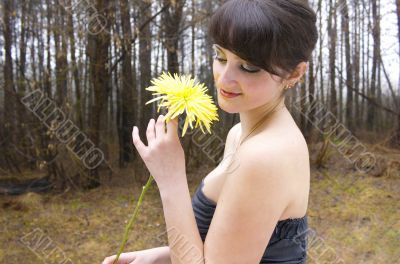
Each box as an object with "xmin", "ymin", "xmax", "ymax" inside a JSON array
[
  {"xmin": 138, "ymin": 0, "xmax": 153, "ymax": 145},
  {"xmin": 306, "ymin": 56, "xmax": 316, "ymax": 142},
  {"xmin": 119, "ymin": 0, "xmax": 136, "ymax": 165},
  {"xmin": 318, "ymin": 0, "xmax": 324, "ymax": 105},
  {"xmin": 353, "ymin": 0, "xmax": 361, "ymax": 128},
  {"xmin": 392, "ymin": 0, "xmax": 400, "ymax": 146},
  {"xmin": 367, "ymin": 0, "xmax": 379, "ymax": 131},
  {"xmin": 341, "ymin": 0, "xmax": 354, "ymax": 131},
  {"xmin": 162, "ymin": 0, "xmax": 184, "ymax": 74},
  {"xmin": 67, "ymin": 0, "xmax": 83, "ymax": 129},
  {"xmin": 87, "ymin": 0, "xmax": 112, "ymax": 188},
  {"xmin": 328, "ymin": 0, "xmax": 338, "ymax": 117},
  {"xmin": 53, "ymin": 2, "xmax": 68, "ymax": 107},
  {"xmin": 2, "ymin": 0, "xmax": 19, "ymax": 173}
]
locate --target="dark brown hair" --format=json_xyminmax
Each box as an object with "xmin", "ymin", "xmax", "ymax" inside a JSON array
[{"xmin": 208, "ymin": 0, "xmax": 318, "ymax": 80}]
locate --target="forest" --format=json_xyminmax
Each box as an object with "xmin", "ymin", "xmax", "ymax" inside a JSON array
[{"xmin": 0, "ymin": 0, "xmax": 399, "ymax": 263}]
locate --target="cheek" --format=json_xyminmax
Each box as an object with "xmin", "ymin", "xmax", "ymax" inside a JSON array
[
  {"xmin": 245, "ymin": 78, "xmax": 280, "ymax": 103},
  {"xmin": 212, "ymin": 61, "xmax": 221, "ymax": 81}
]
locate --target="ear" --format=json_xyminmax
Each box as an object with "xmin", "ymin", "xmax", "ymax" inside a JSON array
[{"xmin": 286, "ymin": 61, "xmax": 308, "ymax": 85}]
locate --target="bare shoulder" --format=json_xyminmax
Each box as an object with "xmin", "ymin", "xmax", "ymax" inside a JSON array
[
  {"xmin": 239, "ymin": 124, "xmax": 310, "ymax": 217},
  {"xmin": 223, "ymin": 125, "xmax": 308, "ymax": 198},
  {"xmin": 245, "ymin": 125, "xmax": 308, "ymax": 166},
  {"xmin": 225, "ymin": 120, "xmax": 309, "ymax": 177},
  {"xmin": 227, "ymin": 122, "xmax": 241, "ymax": 142},
  {"xmin": 220, "ymin": 122, "xmax": 241, "ymax": 160},
  {"xmin": 242, "ymin": 121, "xmax": 310, "ymax": 182}
]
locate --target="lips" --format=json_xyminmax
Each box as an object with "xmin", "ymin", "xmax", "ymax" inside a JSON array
[{"xmin": 220, "ymin": 89, "xmax": 242, "ymax": 98}]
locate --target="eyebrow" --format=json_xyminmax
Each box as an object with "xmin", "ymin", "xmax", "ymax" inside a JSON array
[
  {"xmin": 213, "ymin": 44, "xmax": 239, "ymax": 59},
  {"xmin": 213, "ymin": 44, "xmax": 224, "ymax": 52},
  {"xmin": 213, "ymin": 44, "xmax": 227, "ymax": 55}
]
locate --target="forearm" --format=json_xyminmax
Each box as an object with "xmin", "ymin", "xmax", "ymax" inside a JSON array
[{"xmin": 159, "ymin": 178, "xmax": 205, "ymax": 264}]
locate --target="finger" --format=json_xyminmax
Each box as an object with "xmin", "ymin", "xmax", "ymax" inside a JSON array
[
  {"xmin": 130, "ymin": 258, "xmax": 142, "ymax": 264},
  {"xmin": 132, "ymin": 126, "xmax": 147, "ymax": 156},
  {"xmin": 102, "ymin": 255, "xmax": 115, "ymax": 264},
  {"xmin": 155, "ymin": 114, "xmax": 166, "ymax": 138},
  {"xmin": 166, "ymin": 116, "xmax": 179, "ymax": 139},
  {"xmin": 103, "ymin": 253, "xmax": 135, "ymax": 264},
  {"xmin": 146, "ymin": 118, "xmax": 156, "ymax": 146}
]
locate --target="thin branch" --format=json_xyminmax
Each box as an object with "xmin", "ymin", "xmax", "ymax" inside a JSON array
[
  {"xmin": 335, "ymin": 65, "xmax": 400, "ymax": 117},
  {"xmin": 110, "ymin": 4, "xmax": 170, "ymax": 73}
]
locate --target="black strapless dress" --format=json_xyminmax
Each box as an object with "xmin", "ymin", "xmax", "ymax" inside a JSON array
[{"xmin": 191, "ymin": 179, "xmax": 308, "ymax": 264}]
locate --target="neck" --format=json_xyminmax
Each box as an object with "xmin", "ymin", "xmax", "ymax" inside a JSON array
[{"xmin": 238, "ymin": 97, "xmax": 286, "ymax": 144}]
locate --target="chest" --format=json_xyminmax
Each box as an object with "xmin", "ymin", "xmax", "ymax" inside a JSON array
[
  {"xmin": 201, "ymin": 128, "xmax": 241, "ymax": 203},
  {"xmin": 202, "ymin": 148, "xmax": 239, "ymax": 204}
]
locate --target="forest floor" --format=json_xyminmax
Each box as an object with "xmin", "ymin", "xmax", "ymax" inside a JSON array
[{"xmin": 0, "ymin": 142, "xmax": 399, "ymax": 264}]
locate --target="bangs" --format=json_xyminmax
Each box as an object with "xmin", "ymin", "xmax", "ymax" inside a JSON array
[{"xmin": 208, "ymin": 0, "xmax": 290, "ymax": 77}]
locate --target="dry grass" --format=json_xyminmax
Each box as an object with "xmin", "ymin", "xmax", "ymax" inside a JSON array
[{"xmin": 0, "ymin": 145, "xmax": 399, "ymax": 263}]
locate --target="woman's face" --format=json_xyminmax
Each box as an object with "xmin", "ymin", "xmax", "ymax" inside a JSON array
[{"xmin": 212, "ymin": 44, "xmax": 284, "ymax": 114}]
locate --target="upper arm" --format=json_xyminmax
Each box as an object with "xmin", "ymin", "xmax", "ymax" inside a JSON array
[{"xmin": 204, "ymin": 142, "xmax": 292, "ymax": 263}]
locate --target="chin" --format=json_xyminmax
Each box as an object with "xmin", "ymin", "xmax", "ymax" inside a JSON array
[{"xmin": 217, "ymin": 97, "xmax": 241, "ymax": 114}]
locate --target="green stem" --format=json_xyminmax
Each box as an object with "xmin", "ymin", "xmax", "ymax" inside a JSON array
[{"xmin": 113, "ymin": 175, "xmax": 155, "ymax": 264}]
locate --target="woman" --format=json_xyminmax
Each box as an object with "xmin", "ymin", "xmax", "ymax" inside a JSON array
[{"xmin": 103, "ymin": 0, "xmax": 318, "ymax": 263}]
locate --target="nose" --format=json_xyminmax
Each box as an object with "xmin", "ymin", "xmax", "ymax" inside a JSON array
[{"xmin": 215, "ymin": 63, "xmax": 238, "ymax": 90}]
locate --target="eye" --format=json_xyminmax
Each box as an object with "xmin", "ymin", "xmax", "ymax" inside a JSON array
[
  {"xmin": 212, "ymin": 46, "xmax": 260, "ymax": 74},
  {"xmin": 214, "ymin": 55, "xmax": 227, "ymax": 63},
  {"xmin": 240, "ymin": 64, "xmax": 261, "ymax": 73},
  {"xmin": 212, "ymin": 48, "xmax": 226, "ymax": 63}
]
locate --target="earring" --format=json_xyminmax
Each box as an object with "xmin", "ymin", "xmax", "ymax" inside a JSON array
[{"xmin": 284, "ymin": 83, "xmax": 294, "ymax": 90}]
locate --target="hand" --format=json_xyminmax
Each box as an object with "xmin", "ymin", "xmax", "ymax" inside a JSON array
[
  {"xmin": 132, "ymin": 115, "xmax": 186, "ymax": 190},
  {"xmin": 102, "ymin": 247, "xmax": 165, "ymax": 264}
]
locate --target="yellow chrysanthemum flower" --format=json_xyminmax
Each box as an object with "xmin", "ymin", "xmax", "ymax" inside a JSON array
[{"xmin": 145, "ymin": 71, "xmax": 219, "ymax": 136}]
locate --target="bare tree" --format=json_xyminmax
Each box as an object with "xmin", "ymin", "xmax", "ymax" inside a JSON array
[
  {"xmin": 393, "ymin": 0, "xmax": 400, "ymax": 145},
  {"xmin": 340, "ymin": 0, "xmax": 354, "ymax": 130},
  {"xmin": 367, "ymin": 0, "xmax": 380, "ymax": 131},
  {"xmin": 136, "ymin": 1, "xmax": 155, "ymax": 179},
  {"xmin": 328, "ymin": 0, "xmax": 338, "ymax": 117},
  {"xmin": 86, "ymin": 0, "xmax": 113, "ymax": 187},
  {"xmin": 118, "ymin": 0, "xmax": 136, "ymax": 166}
]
